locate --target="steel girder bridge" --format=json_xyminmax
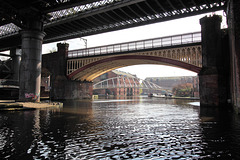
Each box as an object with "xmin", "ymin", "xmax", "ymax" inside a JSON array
[
  {"xmin": 93, "ymin": 76, "xmax": 162, "ymax": 90},
  {"xmin": 0, "ymin": 0, "xmax": 226, "ymax": 52}
]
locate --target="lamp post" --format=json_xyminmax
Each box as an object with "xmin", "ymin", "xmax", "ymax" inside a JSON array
[{"xmin": 80, "ymin": 38, "xmax": 87, "ymax": 48}]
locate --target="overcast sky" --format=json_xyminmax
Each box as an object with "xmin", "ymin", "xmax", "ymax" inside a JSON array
[{"xmin": 42, "ymin": 10, "xmax": 226, "ymax": 79}]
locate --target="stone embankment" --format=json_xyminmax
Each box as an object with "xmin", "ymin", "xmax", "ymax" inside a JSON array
[{"xmin": 0, "ymin": 100, "xmax": 63, "ymax": 111}]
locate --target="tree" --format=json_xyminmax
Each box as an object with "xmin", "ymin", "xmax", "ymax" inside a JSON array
[{"xmin": 172, "ymin": 83, "xmax": 193, "ymax": 97}]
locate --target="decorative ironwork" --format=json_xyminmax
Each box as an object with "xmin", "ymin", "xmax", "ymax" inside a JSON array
[
  {"xmin": 93, "ymin": 76, "xmax": 162, "ymax": 90},
  {"xmin": 48, "ymin": 0, "xmax": 120, "ymax": 23},
  {"xmin": 0, "ymin": 23, "xmax": 20, "ymax": 38}
]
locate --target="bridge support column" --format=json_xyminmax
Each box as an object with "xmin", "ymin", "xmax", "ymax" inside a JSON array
[
  {"xmin": 10, "ymin": 48, "xmax": 21, "ymax": 81},
  {"xmin": 227, "ymin": 0, "xmax": 240, "ymax": 113},
  {"xmin": 19, "ymin": 20, "xmax": 45, "ymax": 102},
  {"xmin": 199, "ymin": 15, "xmax": 230, "ymax": 107},
  {"xmin": 42, "ymin": 43, "xmax": 93, "ymax": 100}
]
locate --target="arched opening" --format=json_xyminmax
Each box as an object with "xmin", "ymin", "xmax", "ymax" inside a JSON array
[{"xmin": 68, "ymin": 55, "xmax": 201, "ymax": 81}]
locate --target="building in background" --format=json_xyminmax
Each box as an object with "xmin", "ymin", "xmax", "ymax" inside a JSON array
[{"xmin": 93, "ymin": 70, "xmax": 140, "ymax": 97}]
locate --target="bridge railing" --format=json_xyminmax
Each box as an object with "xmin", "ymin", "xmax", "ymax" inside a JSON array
[{"xmin": 68, "ymin": 32, "xmax": 201, "ymax": 58}]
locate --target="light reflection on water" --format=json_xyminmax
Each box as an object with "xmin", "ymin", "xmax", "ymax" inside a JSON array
[{"xmin": 0, "ymin": 96, "xmax": 240, "ymax": 159}]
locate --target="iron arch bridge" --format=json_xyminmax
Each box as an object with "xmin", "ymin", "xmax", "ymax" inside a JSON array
[
  {"xmin": 93, "ymin": 76, "xmax": 162, "ymax": 90},
  {"xmin": 67, "ymin": 32, "xmax": 202, "ymax": 81}
]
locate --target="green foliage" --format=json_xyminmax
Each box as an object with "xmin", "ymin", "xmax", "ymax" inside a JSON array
[
  {"xmin": 172, "ymin": 83, "xmax": 193, "ymax": 97},
  {"xmin": 49, "ymin": 47, "xmax": 57, "ymax": 53}
]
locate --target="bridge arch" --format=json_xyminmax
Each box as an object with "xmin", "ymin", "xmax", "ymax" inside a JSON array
[{"xmin": 67, "ymin": 54, "xmax": 201, "ymax": 81}]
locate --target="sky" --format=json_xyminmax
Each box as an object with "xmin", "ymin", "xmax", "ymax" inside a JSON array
[{"xmin": 10, "ymin": 11, "xmax": 228, "ymax": 80}]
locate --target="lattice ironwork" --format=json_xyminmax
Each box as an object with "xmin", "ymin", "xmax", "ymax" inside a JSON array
[
  {"xmin": 0, "ymin": 23, "xmax": 20, "ymax": 38},
  {"xmin": 48, "ymin": 0, "xmax": 120, "ymax": 23},
  {"xmin": 93, "ymin": 76, "xmax": 162, "ymax": 90},
  {"xmin": 44, "ymin": 0, "xmax": 226, "ymax": 43}
]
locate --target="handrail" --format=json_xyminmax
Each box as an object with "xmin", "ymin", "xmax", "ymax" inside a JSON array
[{"xmin": 68, "ymin": 32, "xmax": 201, "ymax": 58}]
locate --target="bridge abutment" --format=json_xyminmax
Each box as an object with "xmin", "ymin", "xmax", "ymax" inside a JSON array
[
  {"xmin": 42, "ymin": 43, "xmax": 93, "ymax": 100},
  {"xmin": 199, "ymin": 15, "xmax": 230, "ymax": 107}
]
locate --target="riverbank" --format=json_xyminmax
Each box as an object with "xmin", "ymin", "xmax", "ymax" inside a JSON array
[
  {"xmin": 166, "ymin": 96, "xmax": 200, "ymax": 100},
  {"xmin": 0, "ymin": 100, "xmax": 63, "ymax": 111},
  {"xmin": 150, "ymin": 94, "xmax": 199, "ymax": 100}
]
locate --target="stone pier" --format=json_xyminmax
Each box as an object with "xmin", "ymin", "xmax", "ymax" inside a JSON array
[
  {"xmin": 199, "ymin": 15, "xmax": 230, "ymax": 107},
  {"xmin": 42, "ymin": 43, "xmax": 93, "ymax": 100}
]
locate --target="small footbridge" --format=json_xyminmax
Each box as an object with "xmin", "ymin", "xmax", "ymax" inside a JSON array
[
  {"xmin": 93, "ymin": 76, "xmax": 162, "ymax": 90},
  {"xmin": 67, "ymin": 32, "xmax": 202, "ymax": 81}
]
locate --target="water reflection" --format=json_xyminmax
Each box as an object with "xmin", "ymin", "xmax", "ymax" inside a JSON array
[{"xmin": 0, "ymin": 96, "xmax": 240, "ymax": 159}]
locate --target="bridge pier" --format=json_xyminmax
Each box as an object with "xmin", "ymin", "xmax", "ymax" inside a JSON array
[
  {"xmin": 227, "ymin": 0, "xmax": 240, "ymax": 113},
  {"xmin": 199, "ymin": 15, "xmax": 230, "ymax": 107},
  {"xmin": 10, "ymin": 48, "xmax": 21, "ymax": 81},
  {"xmin": 19, "ymin": 20, "xmax": 45, "ymax": 102},
  {"xmin": 42, "ymin": 43, "xmax": 93, "ymax": 100}
]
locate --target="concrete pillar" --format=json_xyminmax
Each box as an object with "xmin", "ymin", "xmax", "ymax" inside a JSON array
[
  {"xmin": 10, "ymin": 48, "xmax": 21, "ymax": 81},
  {"xmin": 19, "ymin": 23, "xmax": 45, "ymax": 102},
  {"xmin": 199, "ymin": 15, "xmax": 227, "ymax": 107}
]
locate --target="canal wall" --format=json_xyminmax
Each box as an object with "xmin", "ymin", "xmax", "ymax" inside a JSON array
[{"xmin": 42, "ymin": 43, "xmax": 93, "ymax": 100}]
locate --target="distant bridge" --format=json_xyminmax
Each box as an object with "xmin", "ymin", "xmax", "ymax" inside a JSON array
[
  {"xmin": 93, "ymin": 76, "xmax": 162, "ymax": 90},
  {"xmin": 67, "ymin": 32, "xmax": 202, "ymax": 81}
]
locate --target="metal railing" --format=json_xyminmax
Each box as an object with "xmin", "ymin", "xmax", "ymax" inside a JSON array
[{"xmin": 68, "ymin": 32, "xmax": 201, "ymax": 58}]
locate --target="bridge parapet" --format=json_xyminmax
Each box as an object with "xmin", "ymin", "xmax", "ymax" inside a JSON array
[{"xmin": 68, "ymin": 32, "xmax": 201, "ymax": 58}]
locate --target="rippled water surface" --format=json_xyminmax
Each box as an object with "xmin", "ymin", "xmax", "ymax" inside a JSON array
[{"xmin": 1, "ymin": 96, "xmax": 240, "ymax": 159}]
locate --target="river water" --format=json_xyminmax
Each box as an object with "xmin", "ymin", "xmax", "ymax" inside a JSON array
[{"xmin": 1, "ymin": 96, "xmax": 240, "ymax": 159}]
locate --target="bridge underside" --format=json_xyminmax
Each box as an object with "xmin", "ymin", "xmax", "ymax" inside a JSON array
[
  {"xmin": 67, "ymin": 45, "xmax": 202, "ymax": 81},
  {"xmin": 0, "ymin": 0, "xmax": 225, "ymax": 51},
  {"xmin": 68, "ymin": 56, "xmax": 200, "ymax": 81}
]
